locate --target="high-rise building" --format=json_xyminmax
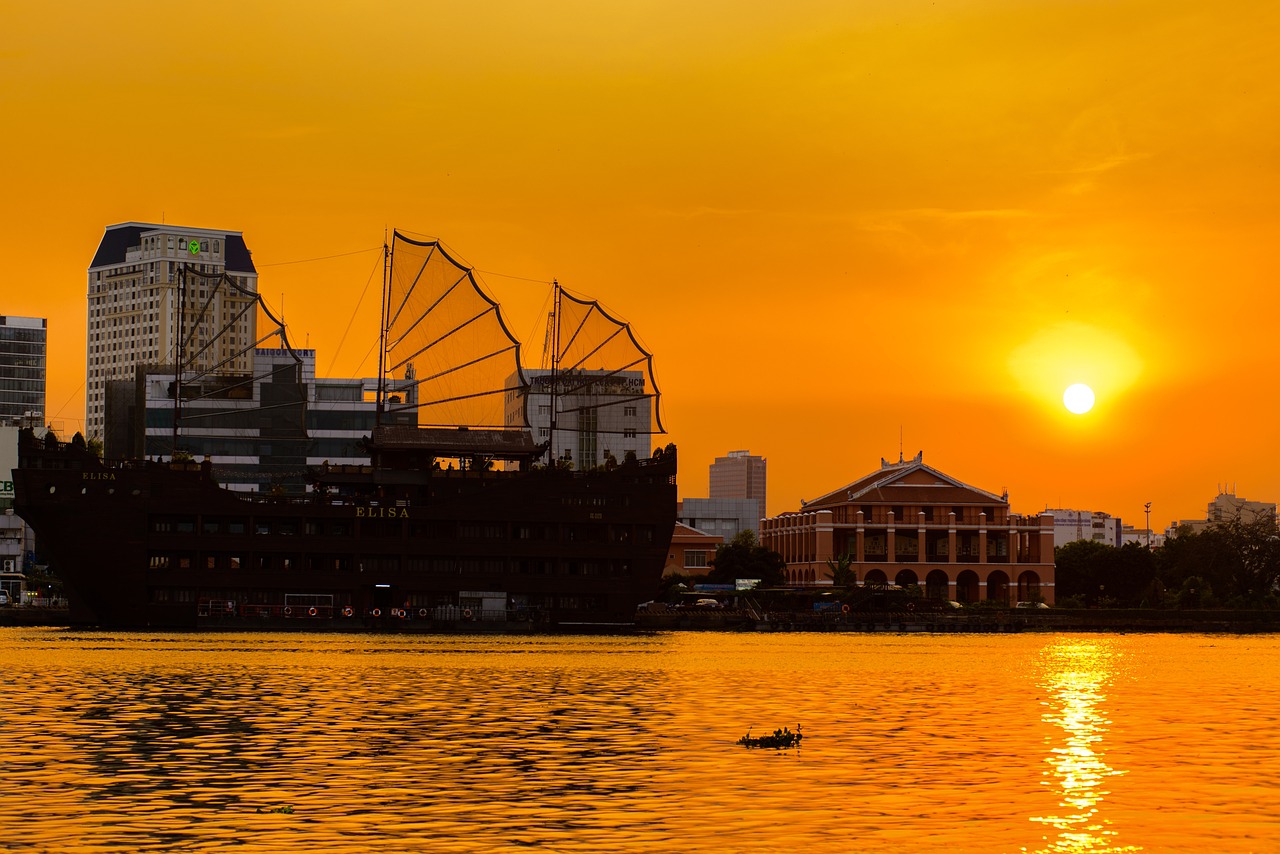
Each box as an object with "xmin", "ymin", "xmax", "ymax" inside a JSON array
[
  {"xmin": 709, "ymin": 450, "xmax": 767, "ymax": 522},
  {"xmin": 86, "ymin": 222, "xmax": 257, "ymax": 441},
  {"xmin": 0, "ymin": 316, "xmax": 47, "ymax": 423}
]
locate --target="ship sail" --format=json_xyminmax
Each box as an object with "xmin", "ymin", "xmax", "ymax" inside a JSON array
[
  {"xmin": 380, "ymin": 231, "xmax": 528, "ymax": 430},
  {"xmin": 547, "ymin": 286, "xmax": 666, "ymax": 438},
  {"xmin": 172, "ymin": 265, "xmax": 305, "ymax": 448}
]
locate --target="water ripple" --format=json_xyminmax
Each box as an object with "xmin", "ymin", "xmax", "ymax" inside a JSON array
[{"xmin": 0, "ymin": 630, "xmax": 1278, "ymax": 852}]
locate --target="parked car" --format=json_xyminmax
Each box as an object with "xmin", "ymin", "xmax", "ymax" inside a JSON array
[
  {"xmin": 0, "ymin": 590, "xmax": 10, "ymax": 606},
  {"xmin": 693, "ymin": 598, "xmax": 723, "ymax": 609}
]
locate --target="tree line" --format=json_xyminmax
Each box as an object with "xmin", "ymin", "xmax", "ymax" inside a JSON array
[{"xmin": 1055, "ymin": 517, "xmax": 1280, "ymax": 609}]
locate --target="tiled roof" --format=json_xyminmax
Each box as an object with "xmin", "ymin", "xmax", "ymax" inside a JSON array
[{"xmin": 803, "ymin": 458, "xmax": 1006, "ymax": 511}]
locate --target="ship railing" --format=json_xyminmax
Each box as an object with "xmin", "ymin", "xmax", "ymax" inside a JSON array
[
  {"xmin": 198, "ymin": 600, "xmax": 337, "ymax": 619},
  {"xmin": 194, "ymin": 602, "xmax": 539, "ymax": 622}
]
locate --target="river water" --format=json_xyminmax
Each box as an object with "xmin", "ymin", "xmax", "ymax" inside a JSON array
[{"xmin": 0, "ymin": 629, "xmax": 1276, "ymax": 853}]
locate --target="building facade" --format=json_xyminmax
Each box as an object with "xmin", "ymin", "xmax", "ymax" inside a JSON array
[
  {"xmin": 1120, "ymin": 525, "xmax": 1165, "ymax": 550},
  {"xmin": 516, "ymin": 369, "xmax": 652, "ymax": 469},
  {"xmin": 664, "ymin": 522, "xmax": 724, "ymax": 577},
  {"xmin": 709, "ymin": 450, "xmax": 766, "ymax": 522},
  {"xmin": 1, "ymin": 424, "xmax": 36, "ymax": 602},
  {"xmin": 679, "ymin": 497, "xmax": 761, "ymax": 540},
  {"xmin": 1046, "ymin": 508, "xmax": 1123, "ymax": 549},
  {"xmin": 1167, "ymin": 491, "xmax": 1278, "ymax": 537},
  {"xmin": 760, "ymin": 453, "xmax": 1056, "ymax": 604},
  {"xmin": 106, "ymin": 349, "xmax": 395, "ymax": 491},
  {"xmin": 87, "ymin": 222, "xmax": 258, "ymax": 443},
  {"xmin": 0, "ymin": 316, "xmax": 46, "ymax": 422}
]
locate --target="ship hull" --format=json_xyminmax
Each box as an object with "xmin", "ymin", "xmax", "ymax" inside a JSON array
[{"xmin": 14, "ymin": 438, "xmax": 677, "ymax": 631}]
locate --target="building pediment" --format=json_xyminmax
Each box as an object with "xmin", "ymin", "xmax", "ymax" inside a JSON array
[{"xmin": 802, "ymin": 454, "xmax": 1006, "ymax": 511}]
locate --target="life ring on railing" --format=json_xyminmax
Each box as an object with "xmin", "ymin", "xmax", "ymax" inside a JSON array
[
  {"xmin": 308, "ymin": 607, "xmax": 317, "ymax": 617},
  {"xmin": 841, "ymin": 604, "xmax": 850, "ymax": 615},
  {"xmin": 372, "ymin": 608, "xmax": 382, "ymax": 617},
  {"xmin": 462, "ymin": 608, "xmax": 473, "ymax": 620},
  {"xmin": 342, "ymin": 606, "xmax": 353, "ymax": 617},
  {"xmin": 399, "ymin": 609, "xmax": 408, "ymax": 619},
  {"xmin": 418, "ymin": 608, "xmax": 428, "ymax": 618},
  {"xmin": 283, "ymin": 606, "xmax": 293, "ymax": 617}
]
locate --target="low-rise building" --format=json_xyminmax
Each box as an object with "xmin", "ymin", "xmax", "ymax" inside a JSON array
[
  {"xmin": 0, "ymin": 421, "xmax": 40, "ymax": 602},
  {"xmin": 105, "ymin": 348, "xmax": 411, "ymax": 491},
  {"xmin": 1120, "ymin": 524, "xmax": 1165, "ymax": 549},
  {"xmin": 1046, "ymin": 508, "xmax": 1123, "ymax": 548},
  {"xmin": 664, "ymin": 522, "xmax": 723, "ymax": 577},
  {"xmin": 760, "ymin": 452, "xmax": 1056, "ymax": 604}
]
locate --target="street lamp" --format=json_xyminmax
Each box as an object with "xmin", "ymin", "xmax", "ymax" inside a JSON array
[{"xmin": 1144, "ymin": 502, "xmax": 1152, "ymax": 550}]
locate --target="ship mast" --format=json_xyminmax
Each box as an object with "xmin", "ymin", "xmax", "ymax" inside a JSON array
[
  {"xmin": 173, "ymin": 263, "xmax": 186, "ymax": 455},
  {"xmin": 375, "ymin": 232, "xmax": 390, "ymax": 427},
  {"xmin": 548, "ymin": 279, "xmax": 561, "ymax": 464}
]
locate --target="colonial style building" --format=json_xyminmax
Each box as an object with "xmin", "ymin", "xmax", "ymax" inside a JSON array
[{"xmin": 760, "ymin": 453, "xmax": 1056, "ymax": 604}]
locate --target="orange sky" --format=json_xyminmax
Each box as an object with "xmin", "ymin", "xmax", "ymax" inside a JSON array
[{"xmin": 3, "ymin": 0, "xmax": 1278, "ymax": 530}]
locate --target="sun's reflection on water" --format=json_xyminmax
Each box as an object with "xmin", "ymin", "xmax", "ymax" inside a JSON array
[{"xmin": 1029, "ymin": 639, "xmax": 1139, "ymax": 854}]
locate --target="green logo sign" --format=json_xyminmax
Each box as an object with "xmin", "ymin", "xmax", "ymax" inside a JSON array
[{"xmin": 189, "ymin": 240, "xmax": 200, "ymax": 256}]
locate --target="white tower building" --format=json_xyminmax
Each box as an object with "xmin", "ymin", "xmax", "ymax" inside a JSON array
[{"xmin": 86, "ymin": 222, "xmax": 257, "ymax": 441}]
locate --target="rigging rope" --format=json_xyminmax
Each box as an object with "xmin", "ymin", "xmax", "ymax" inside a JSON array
[{"xmin": 256, "ymin": 246, "xmax": 381, "ymax": 267}]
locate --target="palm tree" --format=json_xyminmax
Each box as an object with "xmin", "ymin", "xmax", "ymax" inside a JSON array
[{"xmin": 826, "ymin": 553, "xmax": 856, "ymax": 588}]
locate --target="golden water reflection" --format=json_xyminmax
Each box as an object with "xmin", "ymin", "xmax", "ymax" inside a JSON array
[{"xmin": 1031, "ymin": 638, "xmax": 1139, "ymax": 854}]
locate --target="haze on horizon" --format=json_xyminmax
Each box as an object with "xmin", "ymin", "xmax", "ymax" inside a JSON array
[{"xmin": 2, "ymin": 0, "xmax": 1277, "ymax": 531}]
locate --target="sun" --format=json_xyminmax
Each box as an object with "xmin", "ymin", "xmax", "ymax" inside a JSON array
[{"xmin": 1063, "ymin": 383, "xmax": 1095, "ymax": 414}]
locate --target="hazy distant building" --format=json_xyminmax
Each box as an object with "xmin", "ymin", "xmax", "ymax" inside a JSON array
[
  {"xmin": 1045, "ymin": 508, "xmax": 1122, "ymax": 549},
  {"xmin": 709, "ymin": 450, "xmax": 766, "ymax": 521},
  {"xmin": 516, "ymin": 369, "xmax": 652, "ymax": 468},
  {"xmin": 87, "ymin": 222, "xmax": 258, "ymax": 444},
  {"xmin": 1121, "ymin": 524, "xmax": 1165, "ymax": 550},
  {"xmin": 679, "ymin": 497, "xmax": 761, "ymax": 540},
  {"xmin": 1167, "ymin": 491, "xmax": 1277, "ymax": 537},
  {"xmin": 0, "ymin": 316, "xmax": 46, "ymax": 423},
  {"xmin": 761, "ymin": 452, "xmax": 1056, "ymax": 604}
]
